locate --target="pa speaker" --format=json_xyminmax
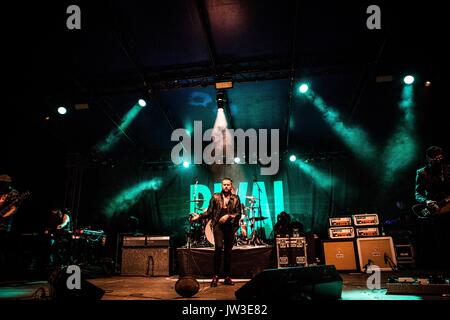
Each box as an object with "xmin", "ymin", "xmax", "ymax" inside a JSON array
[
  {"xmin": 49, "ymin": 266, "xmax": 105, "ymax": 301},
  {"xmin": 235, "ymin": 265, "xmax": 342, "ymax": 300}
]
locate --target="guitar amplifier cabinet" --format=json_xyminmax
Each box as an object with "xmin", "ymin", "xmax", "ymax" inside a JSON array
[
  {"xmin": 356, "ymin": 227, "xmax": 380, "ymax": 237},
  {"xmin": 275, "ymin": 237, "xmax": 307, "ymax": 268},
  {"xmin": 121, "ymin": 236, "xmax": 170, "ymax": 276},
  {"xmin": 123, "ymin": 236, "xmax": 170, "ymax": 247},
  {"xmin": 356, "ymin": 237, "xmax": 397, "ymax": 271},
  {"xmin": 353, "ymin": 213, "xmax": 379, "ymax": 226},
  {"xmin": 328, "ymin": 227, "xmax": 355, "ymax": 239},
  {"xmin": 395, "ymin": 244, "xmax": 415, "ymax": 266},
  {"xmin": 322, "ymin": 240, "xmax": 358, "ymax": 271},
  {"xmin": 329, "ymin": 217, "xmax": 352, "ymax": 227}
]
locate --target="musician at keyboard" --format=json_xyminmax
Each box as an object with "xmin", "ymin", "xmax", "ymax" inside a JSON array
[
  {"xmin": 45, "ymin": 208, "xmax": 72, "ymax": 266},
  {"xmin": 48, "ymin": 208, "xmax": 72, "ymax": 232}
]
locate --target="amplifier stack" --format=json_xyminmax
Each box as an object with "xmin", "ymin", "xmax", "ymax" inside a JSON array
[{"xmin": 323, "ymin": 213, "xmax": 397, "ymax": 272}]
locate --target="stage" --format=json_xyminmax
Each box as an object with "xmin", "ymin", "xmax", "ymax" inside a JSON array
[
  {"xmin": 1, "ymin": 271, "xmax": 449, "ymax": 301},
  {"xmin": 176, "ymin": 245, "xmax": 275, "ymax": 278}
]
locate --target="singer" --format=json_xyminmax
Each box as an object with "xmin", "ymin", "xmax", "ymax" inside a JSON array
[{"xmin": 190, "ymin": 177, "xmax": 242, "ymax": 287}]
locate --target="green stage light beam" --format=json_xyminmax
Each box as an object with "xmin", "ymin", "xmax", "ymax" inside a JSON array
[
  {"xmin": 104, "ymin": 178, "xmax": 163, "ymax": 217},
  {"xmin": 96, "ymin": 104, "xmax": 143, "ymax": 154},
  {"xmin": 297, "ymin": 160, "xmax": 335, "ymax": 189},
  {"xmin": 381, "ymin": 85, "xmax": 417, "ymax": 185},
  {"xmin": 305, "ymin": 91, "xmax": 377, "ymax": 163}
]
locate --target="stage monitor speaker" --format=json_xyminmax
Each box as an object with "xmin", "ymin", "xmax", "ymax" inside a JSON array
[
  {"xmin": 121, "ymin": 247, "xmax": 169, "ymax": 276},
  {"xmin": 235, "ymin": 265, "xmax": 343, "ymax": 300},
  {"xmin": 356, "ymin": 236, "xmax": 397, "ymax": 271},
  {"xmin": 49, "ymin": 267, "xmax": 105, "ymax": 301},
  {"xmin": 322, "ymin": 240, "xmax": 357, "ymax": 271}
]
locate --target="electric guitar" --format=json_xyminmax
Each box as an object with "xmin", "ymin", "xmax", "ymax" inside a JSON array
[
  {"xmin": 0, "ymin": 191, "xmax": 31, "ymax": 219},
  {"xmin": 412, "ymin": 192, "xmax": 450, "ymax": 218}
]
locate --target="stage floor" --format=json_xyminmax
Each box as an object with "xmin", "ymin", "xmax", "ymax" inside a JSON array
[{"xmin": 1, "ymin": 271, "xmax": 449, "ymax": 301}]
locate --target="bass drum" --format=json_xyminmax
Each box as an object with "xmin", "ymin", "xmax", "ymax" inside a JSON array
[{"xmin": 205, "ymin": 220, "xmax": 214, "ymax": 246}]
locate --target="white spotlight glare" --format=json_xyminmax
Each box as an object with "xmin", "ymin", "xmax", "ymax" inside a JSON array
[
  {"xmin": 403, "ymin": 75, "xmax": 415, "ymax": 85},
  {"xmin": 138, "ymin": 99, "xmax": 147, "ymax": 107},
  {"xmin": 57, "ymin": 107, "xmax": 67, "ymax": 115}
]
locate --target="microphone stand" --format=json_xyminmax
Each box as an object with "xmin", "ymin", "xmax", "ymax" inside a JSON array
[
  {"xmin": 253, "ymin": 177, "xmax": 266, "ymax": 245},
  {"xmin": 175, "ymin": 177, "xmax": 200, "ymax": 297}
]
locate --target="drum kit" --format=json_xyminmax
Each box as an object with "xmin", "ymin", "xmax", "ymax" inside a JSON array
[{"xmin": 185, "ymin": 195, "xmax": 267, "ymax": 247}]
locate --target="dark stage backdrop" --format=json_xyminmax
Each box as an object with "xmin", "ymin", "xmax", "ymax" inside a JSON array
[{"xmin": 73, "ymin": 155, "xmax": 417, "ymax": 248}]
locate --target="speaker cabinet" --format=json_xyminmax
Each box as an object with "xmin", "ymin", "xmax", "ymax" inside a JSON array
[
  {"xmin": 356, "ymin": 236, "xmax": 397, "ymax": 271},
  {"xmin": 121, "ymin": 247, "xmax": 169, "ymax": 276},
  {"xmin": 49, "ymin": 267, "xmax": 105, "ymax": 301},
  {"xmin": 235, "ymin": 265, "xmax": 343, "ymax": 300},
  {"xmin": 322, "ymin": 240, "xmax": 357, "ymax": 271}
]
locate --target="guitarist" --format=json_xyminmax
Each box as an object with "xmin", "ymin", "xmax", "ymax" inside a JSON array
[
  {"xmin": 0, "ymin": 174, "xmax": 18, "ymax": 233},
  {"xmin": 415, "ymin": 146, "xmax": 450, "ymax": 214},
  {"xmin": 191, "ymin": 177, "xmax": 242, "ymax": 287},
  {"xmin": 0, "ymin": 174, "xmax": 19, "ymax": 271},
  {"xmin": 414, "ymin": 146, "xmax": 450, "ymax": 267}
]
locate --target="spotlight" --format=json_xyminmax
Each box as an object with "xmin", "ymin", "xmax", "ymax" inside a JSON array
[
  {"xmin": 57, "ymin": 107, "xmax": 67, "ymax": 115},
  {"xmin": 403, "ymin": 75, "xmax": 415, "ymax": 85},
  {"xmin": 299, "ymin": 84, "xmax": 309, "ymax": 94},
  {"xmin": 234, "ymin": 157, "xmax": 241, "ymax": 164},
  {"xmin": 138, "ymin": 99, "xmax": 147, "ymax": 107},
  {"xmin": 182, "ymin": 161, "xmax": 190, "ymax": 168},
  {"xmin": 425, "ymin": 81, "xmax": 431, "ymax": 87},
  {"xmin": 289, "ymin": 155, "xmax": 297, "ymax": 162},
  {"xmin": 216, "ymin": 90, "xmax": 225, "ymax": 109}
]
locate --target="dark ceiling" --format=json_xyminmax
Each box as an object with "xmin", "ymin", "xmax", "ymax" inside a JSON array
[{"xmin": 3, "ymin": 0, "xmax": 447, "ymax": 162}]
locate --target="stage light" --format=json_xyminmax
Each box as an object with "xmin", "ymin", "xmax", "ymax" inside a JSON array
[
  {"xmin": 104, "ymin": 178, "xmax": 163, "ymax": 217},
  {"xmin": 95, "ymin": 104, "xmax": 144, "ymax": 154},
  {"xmin": 425, "ymin": 81, "xmax": 431, "ymax": 87},
  {"xmin": 289, "ymin": 155, "xmax": 297, "ymax": 162},
  {"xmin": 403, "ymin": 75, "xmax": 415, "ymax": 85},
  {"xmin": 138, "ymin": 99, "xmax": 147, "ymax": 107},
  {"xmin": 215, "ymin": 80, "xmax": 233, "ymax": 89},
  {"xmin": 216, "ymin": 90, "xmax": 225, "ymax": 109},
  {"xmin": 234, "ymin": 157, "xmax": 241, "ymax": 164},
  {"xmin": 297, "ymin": 160, "xmax": 335, "ymax": 189},
  {"xmin": 305, "ymin": 93, "xmax": 377, "ymax": 163},
  {"xmin": 299, "ymin": 84, "xmax": 309, "ymax": 94},
  {"xmin": 57, "ymin": 107, "xmax": 67, "ymax": 115},
  {"xmin": 183, "ymin": 161, "xmax": 190, "ymax": 168}
]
